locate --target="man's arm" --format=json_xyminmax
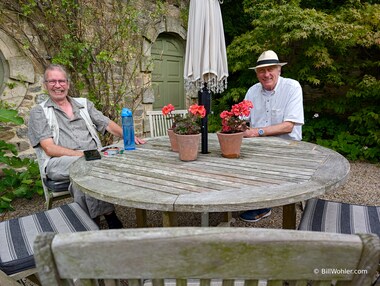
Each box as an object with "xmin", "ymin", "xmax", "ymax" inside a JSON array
[
  {"xmin": 106, "ymin": 120, "xmax": 146, "ymax": 144},
  {"xmin": 106, "ymin": 120, "xmax": 123, "ymax": 138},
  {"xmin": 40, "ymin": 138, "xmax": 84, "ymax": 157},
  {"xmin": 244, "ymin": 121, "xmax": 295, "ymax": 137}
]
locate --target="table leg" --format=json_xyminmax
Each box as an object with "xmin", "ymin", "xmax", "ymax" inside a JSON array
[
  {"xmin": 216, "ymin": 212, "xmax": 235, "ymax": 227},
  {"xmin": 201, "ymin": 212, "xmax": 209, "ymax": 227},
  {"xmin": 162, "ymin": 211, "xmax": 178, "ymax": 227},
  {"xmin": 224, "ymin": 212, "xmax": 233, "ymax": 222},
  {"xmin": 135, "ymin": 209, "xmax": 147, "ymax": 228},
  {"xmin": 282, "ymin": 203, "xmax": 296, "ymax": 229}
]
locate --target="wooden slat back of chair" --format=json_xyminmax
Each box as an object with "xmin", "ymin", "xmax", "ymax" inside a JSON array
[
  {"xmin": 147, "ymin": 110, "xmax": 187, "ymax": 137},
  {"xmin": 34, "ymin": 228, "xmax": 380, "ymax": 286}
]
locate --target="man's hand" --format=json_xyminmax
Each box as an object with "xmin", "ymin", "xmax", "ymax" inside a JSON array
[
  {"xmin": 243, "ymin": 128, "xmax": 259, "ymax": 137},
  {"xmin": 135, "ymin": 136, "xmax": 146, "ymax": 145}
]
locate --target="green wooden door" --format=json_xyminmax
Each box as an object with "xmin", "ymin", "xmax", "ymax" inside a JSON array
[{"xmin": 151, "ymin": 34, "xmax": 185, "ymax": 110}]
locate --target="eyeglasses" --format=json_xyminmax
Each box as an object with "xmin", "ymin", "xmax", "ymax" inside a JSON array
[
  {"xmin": 45, "ymin": 79, "xmax": 68, "ymax": 86},
  {"xmin": 256, "ymin": 66, "xmax": 279, "ymax": 74}
]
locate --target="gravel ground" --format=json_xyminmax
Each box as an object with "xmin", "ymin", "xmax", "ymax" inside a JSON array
[{"xmin": 2, "ymin": 161, "xmax": 379, "ymax": 285}]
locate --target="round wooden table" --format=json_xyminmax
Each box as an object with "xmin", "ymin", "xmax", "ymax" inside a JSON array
[{"xmin": 70, "ymin": 134, "xmax": 350, "ymax": 228}]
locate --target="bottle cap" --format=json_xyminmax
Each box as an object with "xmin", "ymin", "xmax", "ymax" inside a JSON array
[{"xmin": 121, "ymin": 108, "xmax": 132, "ymax": 117}]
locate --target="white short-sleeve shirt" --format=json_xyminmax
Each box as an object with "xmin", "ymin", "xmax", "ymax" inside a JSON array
[{"xmin": 244, "ymin": 76, "xmax": 304, "ymax": 141}]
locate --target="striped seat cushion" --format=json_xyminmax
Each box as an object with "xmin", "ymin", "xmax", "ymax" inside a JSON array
[
  {"xmin": 0, "ymin": 203, "xmax": 99, "ymax": 275},
  {"xmin": 299, "ymin": 198, "xmax": 380, "ymax": 237},
  {"xmin": 144, "ymin": 279, "xmax": 256, "ymax": 286}
]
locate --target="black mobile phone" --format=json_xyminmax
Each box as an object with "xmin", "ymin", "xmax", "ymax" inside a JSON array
[{"xmin": 83, "ymin": 149, "xmax": 101, "ymax": 161}]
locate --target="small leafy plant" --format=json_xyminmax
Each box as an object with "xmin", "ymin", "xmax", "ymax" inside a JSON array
[{"xmin": 0, "ymin": 108, "xmax": 42, "ymax": 215}]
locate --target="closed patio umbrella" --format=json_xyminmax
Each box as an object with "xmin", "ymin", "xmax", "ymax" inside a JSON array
[{"xmin": 184, "ymin": 0, "xmax": 228, "ymax": 154}]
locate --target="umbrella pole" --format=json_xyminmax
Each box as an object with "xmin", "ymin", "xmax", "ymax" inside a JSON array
[{"xmin": 199, "ymin": 84, "xmax": 211, "ymax": 154}]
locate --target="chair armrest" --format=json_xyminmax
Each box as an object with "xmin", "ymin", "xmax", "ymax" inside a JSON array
[{"xmin": 0, "ymin": 270, "xmax": 21, "ymax": 286}]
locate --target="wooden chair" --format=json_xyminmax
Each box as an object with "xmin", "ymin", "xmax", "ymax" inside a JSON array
[
  {"xmin": 147, "ymin": 109, "xmax": 187, "ymax": 137},
  {"xmin": 299, "ymin": 198, "xmax": 380, "ymax": 277},
  {"xmin": 34, "ymin": 147, "xmax": 71, "ymax": 209},
  {"xmin": 299, "ymin": 198, "xmax": 380, "ymax": 237},
  {"xmin": 0, "ymin": 270, "xmax": 21, "ymax": 286},
  {"xmin": 0, "ymin": 202, "xmax": 99, "ymax": 284},
  {"xmin": 34, "ymin": 227, "xmax": 380, "ymax": 286}
]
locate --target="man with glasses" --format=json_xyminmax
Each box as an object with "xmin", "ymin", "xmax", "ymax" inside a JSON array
[
  {"xmin": 240, "ymin": 50, "xmax": 304, "ymax": 223},
  {"xmin": 28, "ymin": 64, "xmax": 144, "ymax": 228}
]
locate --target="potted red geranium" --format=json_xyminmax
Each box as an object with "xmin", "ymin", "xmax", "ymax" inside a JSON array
[
  {"xmin": 162, "ymin": 104, "xmax": 183, "ymax": 152},
  {"xmin": 217, "ymin": 100, "xmax": 253, "ymax": 158},
  {"xmin": 167, "ymin": 104, "xmax": 206, "ymax": 161},
  {"xmin": 175, "ymin": 104, "xmax": 206, "ymax": 161}
]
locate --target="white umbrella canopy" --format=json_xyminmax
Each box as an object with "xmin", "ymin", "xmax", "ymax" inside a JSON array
[{"xmin": 184, "ymin": 0, "xmax": 228, "ymax": 94}]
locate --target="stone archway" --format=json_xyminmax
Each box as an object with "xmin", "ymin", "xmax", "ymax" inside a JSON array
[
  {"xmin": 151, "ymin": 33, "xmax": 185, "ymax": 110},
  {"xmin": 0, "ymin": 50, "xmax": 7, "ymax": 95},
  {"xmin": 141, "ymin": 16, "xmax": 186, "ymax": 106},
  {"xmin": 0, "ymin": 30, "xmax": 35, "ymax": 108},
  {"xmin": 140, "ymin": 16, "xmax": 187, "ymax": 135}
]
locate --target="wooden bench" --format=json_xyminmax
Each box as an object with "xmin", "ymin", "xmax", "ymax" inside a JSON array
[{"xmin": 34, "ymin": 227, "xmax": 380, "ymax": 286}]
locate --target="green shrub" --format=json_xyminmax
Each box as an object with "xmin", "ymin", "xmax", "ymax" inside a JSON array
[
  {"xmin": 0, "ymin": 108, "xmax": 42, "ymax": 214},
  {"xmin": 223, "ymin": 0, "xmax": 380, "ymax": 162}
]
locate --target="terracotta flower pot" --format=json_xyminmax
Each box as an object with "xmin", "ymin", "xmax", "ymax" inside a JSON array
[
  {"xmin": 167, "ymin": 129, "xmax": 179, "ymax": 152},
  {"xmin": 217, "ymin": 131, "xmax": 244, "ymax": 158},
  {"xmin": 176, "ymin": 133, "xmax": 201, "ymax": 161}
]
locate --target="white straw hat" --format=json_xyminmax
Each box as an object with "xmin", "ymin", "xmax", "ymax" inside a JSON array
[{"xmin": 249, "ymin": 50, "xmax": 287, "ymax": 70}]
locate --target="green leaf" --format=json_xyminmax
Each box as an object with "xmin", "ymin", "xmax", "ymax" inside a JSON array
[
  {"xmin": 0, "ymin": 109, "xmax": 24, "ymax": 124},
  {"xmin": 0, "ymin": 196, "xmax": 12, "ymax": 203},
  {"xmin": 21, "ymin": 179, "xmax": 34, "ymax": 185},
  {"xmin": 0, "ymin": 140, "xmax": 18, "ymax": 155},
  {"xmin": 13, "ymin": 185, "xmax": 30, "ymax": 197}
]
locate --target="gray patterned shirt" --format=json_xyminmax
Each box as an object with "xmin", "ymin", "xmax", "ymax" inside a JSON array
[{"xmin": 28, "ymin": 96, "xmax": 109, "ymax": 150}]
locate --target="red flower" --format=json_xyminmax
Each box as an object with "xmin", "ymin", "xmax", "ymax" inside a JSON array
[
  {"xmin": 162, "ymin": 104, "xmax": 175, "ymax": 115},
  {"xmin": 220, "ymin": 110, "xmax": 233, "ymax": 119},
  {"xmin": 189, "ymin": 104, "xmax": 206, "ymax": 118},
  {"xmin": 162, "ymin": 104, "xmax": 183, "ymax": 129},
  {"xmin": 220, "ymin": 100, "xmax": 253, "ymax": 134}
]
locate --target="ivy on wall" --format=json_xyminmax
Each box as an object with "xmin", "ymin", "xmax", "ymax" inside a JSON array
[{"xmin": 0, "ymin": 0, "xmax": 168, "ymax": 145}]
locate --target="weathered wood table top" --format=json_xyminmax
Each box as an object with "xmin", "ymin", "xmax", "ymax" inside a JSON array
[{"xmin": 69, "ymin": 134, "xmax": 350, "ymax": 228}]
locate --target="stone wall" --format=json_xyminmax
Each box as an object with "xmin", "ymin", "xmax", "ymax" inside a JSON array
[{"xmin": 0, "ymin": 0, "xmax": 188, "ymax": 157}]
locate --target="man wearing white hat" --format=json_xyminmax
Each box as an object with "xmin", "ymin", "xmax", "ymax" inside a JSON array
[{"xmin": 240, "ymin": 50, "xmax": 304, "ymax": 223}]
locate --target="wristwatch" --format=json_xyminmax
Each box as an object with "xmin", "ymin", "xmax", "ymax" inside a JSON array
[{"xmin": 258, "ymin": 128, "xmax": 265, "ymax": 136}]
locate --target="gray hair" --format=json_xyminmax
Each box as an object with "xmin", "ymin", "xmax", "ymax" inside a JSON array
[{"xmin": 44, "ymin": 64, "xmax": 70, "ymax": 81}]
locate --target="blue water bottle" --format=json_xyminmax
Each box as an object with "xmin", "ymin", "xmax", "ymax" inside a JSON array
[{"xmin": 121, "ymin": 108, "xmax": 136, "ymax": 150}]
